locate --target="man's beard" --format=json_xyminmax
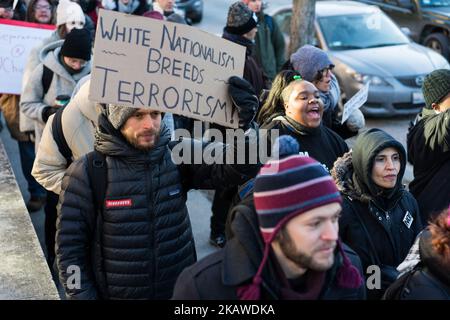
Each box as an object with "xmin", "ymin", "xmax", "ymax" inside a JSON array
[
  {"xmin": 278, "ymin": 228, "xmax": 335, "ymax": 272},
  {"xmin": 125, "ymin": 130, "xmax": 160, "ymax": 151}
]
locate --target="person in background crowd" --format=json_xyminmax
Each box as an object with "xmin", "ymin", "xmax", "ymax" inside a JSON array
[
  {"xmin": 26, "ymin": 0, "xmax": 54, "ymax": 24},
  {"xmin": 32, "ymin": 78, "xmax": 100, "ymax": 195},
  {"xmin": 223, "ymin": 1, "xmax": 268, "ymax": 97},
  {"xmin": 285, "ymin": 45, "xmax": 365, "ymax": 139},
  {"xmin": 21, "ymin": 28, "xmax": 92, "ymax": 269},
  {"xmin": 172, "ymin": 138, "xmax": 365, "ymax": 300},
  {"xmin": 241, "ymin": 0, "xmax": 285, "ymax": 81},
  {"xmin": 407, "ymin": 69, "xmax": 450, "ymax": 225},
  {"xmin": 21, "ymin": 0, "xmax": 86, "ymax": 152},
  {"xmin": 260, "ymin": 75, "xmax": 348, "ymax": 171},
  {"xmin": 332, "ymin": 128, "xmax": 422, "ymax": 299},
  {"xmin": 56, "ymin": 77, "xmax": 259, "ymax": 299},
  {"xmin": 101, "ymin": 0, "xmax": 148, "ymax": 15},
  {"xmin": 0, "ymin": 0, "xmax": 46, "ymax": 212},
  {"xmin": 383, "ymin": 206, "xmax": 450, "ymax": 300}
]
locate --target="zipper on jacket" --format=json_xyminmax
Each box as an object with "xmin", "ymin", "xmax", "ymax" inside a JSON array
[{"xmin": 146, "ymin": 163, "xmax": 156, "ymax": 298}]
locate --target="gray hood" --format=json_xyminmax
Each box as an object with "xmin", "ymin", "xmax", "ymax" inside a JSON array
[{"xmin": 39, "ymin": 40, "xmax": 91, "ymax": 83}]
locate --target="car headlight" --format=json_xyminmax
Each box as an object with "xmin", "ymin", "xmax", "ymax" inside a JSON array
[{"xmin": 352, "ymin": 73, "xmax": 389, "ymax": 86}]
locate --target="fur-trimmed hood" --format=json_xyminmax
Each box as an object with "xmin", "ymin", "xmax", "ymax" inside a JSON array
[{"xmin": 331, "ymin": 149, "xmax": 371, "ymax": 203}]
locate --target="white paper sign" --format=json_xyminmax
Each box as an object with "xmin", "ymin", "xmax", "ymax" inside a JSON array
[
  {"xmin": 341, "ymin": 82, "xmax": 369, "ymax": 124},
  {"xmin": 0, "ymin": 19, "xmax": 54, "ymax": 94}
]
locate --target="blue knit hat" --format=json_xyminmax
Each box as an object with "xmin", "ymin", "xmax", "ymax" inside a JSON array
[{"xmin": 290, "ymin": 45, "xmax": 334, "ymax": 82}]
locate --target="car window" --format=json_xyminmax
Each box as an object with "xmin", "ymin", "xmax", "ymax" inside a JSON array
[
  {"xmin": 318, "ymin": 12, "xmax": 409, "ymax": 50},
  {"xmin": 420, "ymin": 0, "xmax": 450, "ymax": 6}
]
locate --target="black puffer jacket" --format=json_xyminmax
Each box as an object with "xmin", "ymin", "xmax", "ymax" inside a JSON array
[
  {"xmin": 332, "ymin": 129, "xmax": 422, "ymax": 298},
  {"xmin": 172, "ymin": 196, "xmax": 366, "ymax": 300},
  {"xmin": 56, "ymin": 114, "xmax": 258, "ymax": 300}
]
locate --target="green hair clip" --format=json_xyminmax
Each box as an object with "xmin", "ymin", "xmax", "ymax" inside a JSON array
[{"xmin": 293, "ymin": 75, "xmax": 302, "ymax": 80}]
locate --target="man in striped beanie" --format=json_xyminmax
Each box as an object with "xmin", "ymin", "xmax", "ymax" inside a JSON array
[{"xmin": 172, "ymin": 136, "xmax": 365, "ymax": 300}]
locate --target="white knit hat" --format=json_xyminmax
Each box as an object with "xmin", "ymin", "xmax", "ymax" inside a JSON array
[{"xmin": 56, "ymin": 0, "xmax": 85, "ymax": 29}]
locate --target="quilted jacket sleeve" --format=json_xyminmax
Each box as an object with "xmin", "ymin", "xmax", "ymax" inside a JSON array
[{"xmin": 56, "ymin": 155, "xmax": 98, "ymax": 299}]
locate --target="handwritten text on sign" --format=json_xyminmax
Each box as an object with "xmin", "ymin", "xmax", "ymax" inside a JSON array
[
  {"xmin": 341, "ymin": 82, "xmax": 369, "ymax": 124},
  {"xmin": 0, "ymin": 19, "xmax": 54, "ymax": 94},
  {"xmin": 89, "ymin": 9, "xmax": 246, "ymax": 128}
]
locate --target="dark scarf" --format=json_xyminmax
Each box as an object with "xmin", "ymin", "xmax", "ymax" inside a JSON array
[
  {"xmin": 281, "ymin": 115, "xmax": 322, "ymax": 137},
  {"xmin": 272, "ymin": 255, "xmax": 326, "ymax": 300},
  {"xmin": 60, "ymin": 53, "xmax": 84, "ymax": 75},
  {"xmin": 222, "ymin": 30, "xmax": 255, "ymax": 56}
]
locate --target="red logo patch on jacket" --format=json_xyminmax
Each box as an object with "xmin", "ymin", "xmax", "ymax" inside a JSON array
[{"xmin": 105, "ymin": 198, "xmax": 133, "ymax": 208}]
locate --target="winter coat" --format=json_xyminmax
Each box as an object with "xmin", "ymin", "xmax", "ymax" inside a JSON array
[
  {"xmin": 20, "ymin": 31, "xmax": 61, "ymax": 133},
  {"xmin": 172, "ymin": 197, "xmax": 366, "ymax": 300},
  {"xmin": 31, "ymin": 78, "xmax": 99, "ymax": 194},
  {"xmin": 261, "ymin": 114, "xmax": 349, "ymax": 172},
  {"xmin": 254, "ymin": 13, "xmax": 285, "ymax": 80},
  {"xmin": 20, "ymin": 40, "xmax": 91, "ymax": 151},
  {"xmin": 56, "ymin": 113, "xmax": 259, "ymax": 300},
  {"xmin": 222, "ymin": 30, "xmax": 268, "ymax": 97},
  {"xmin": 332, "ymin": 130, "xmax": 422, "ymax": 298},
  {"xmin": 407, "ymin": 108, "xmax": 450, "ymax": 224},
  {"xmin": 383, "ymin": 229, "xmax": 450, "ymax": 300},
  {"xmin": 0, "ymin": 94, "xmax": 29, "ymax": 141}
]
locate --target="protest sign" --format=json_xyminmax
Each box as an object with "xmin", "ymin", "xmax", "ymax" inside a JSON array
[
  {"xmin": 89, "ymin": 9, "xmax": 246, "ymax": 128},
  {"xmin": 341, "ymin": 82, "xmax": 369, "ymax": 124},
  {"xmin": 0, "ymin": 19, "xmax": 55, "ymax": 94}
]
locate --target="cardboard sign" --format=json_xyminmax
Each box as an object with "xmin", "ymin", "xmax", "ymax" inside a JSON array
[
  {"xmin": 341, "ymin": 82, "xmax": 369, "ymax": 124},
  {"xmin": 89, "ymin": 9, "xmax": 246, "ymax": 128},
  {"xmin": 0, "ymin": 19, "xmax": 55, "ymax": 94}
]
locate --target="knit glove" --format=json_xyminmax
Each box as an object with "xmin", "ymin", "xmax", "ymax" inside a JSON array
[
  {"xmin": 42, "ymin": 106, "xmax": 58, "ymax": 123},
  {"xmin": 345, "ymin": 108, "xmax": 365, "ymax": 132},
  {"xmin": 228, "ymin": 76, "xmax": 258, "ymax": 130}
]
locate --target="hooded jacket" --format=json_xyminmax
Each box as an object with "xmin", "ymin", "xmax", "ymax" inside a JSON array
[
  {"xmin": 20, "ymin": 40, "xmax": 91, "ymax": 151},
  {"xmin": 407, "ymin": 108, "xmax": 450, "ymax": 224},
  {"xmin": 32, "ymin": 77, "xmax": 99, "ymax": 194},
  {"xmin": 172, "ymin": 196, "xmax": 366, "ymax": 300},
  {"xmin": 56, "ymin": 112, "xmax": 259, "ymax": 300},
  {"xmin": 253, "ymin": 12, "xmax": 285, "ymax": 80},
  {"xmin": 332, "ymin": 129, "xmax": 422, "ymax": 297},
  {"xmin": 261, "ymin": 114, "xmax": 349, "ymax": 172}
]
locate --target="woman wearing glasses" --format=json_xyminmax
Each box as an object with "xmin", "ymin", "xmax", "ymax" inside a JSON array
[{"xmin": 283, "ymin": 45, "xmax": 365, "ymax": 139}]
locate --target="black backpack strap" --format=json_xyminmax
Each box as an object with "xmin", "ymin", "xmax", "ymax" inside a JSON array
[
  {"xmin": 42, "ymin": 65, "xmax": 54, "ymax": 95},
  {"xmin": 51, "ymin": 108, "xmax": 73, "ymax": 168},
  {"xmin": 86, "ymin": 150, "xmax": 107, "ymax": 217}
]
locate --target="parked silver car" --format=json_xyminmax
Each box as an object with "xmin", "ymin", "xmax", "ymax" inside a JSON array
[{"xmin": 268, "ymin": 0, "xmax": 450, "ymax": 116}]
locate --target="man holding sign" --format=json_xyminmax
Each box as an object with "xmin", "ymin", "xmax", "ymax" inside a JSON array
[{"xmin": 56, "ymin": 76, "xmax": 259, "ymax": 299}]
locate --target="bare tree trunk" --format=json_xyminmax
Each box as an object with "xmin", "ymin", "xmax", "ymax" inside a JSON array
[{"xmin": 289, "ymin": 0, "xmax": 316, "ymax": 56}]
